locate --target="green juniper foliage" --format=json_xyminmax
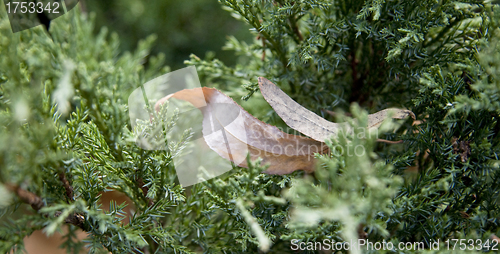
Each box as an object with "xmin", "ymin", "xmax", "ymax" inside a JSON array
[{"xmin": 0, "ymin": 0, "xmax": 500, "ymax": 253}]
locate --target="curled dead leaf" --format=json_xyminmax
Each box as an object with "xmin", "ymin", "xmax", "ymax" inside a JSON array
[
  {"xmin": 258, "ymin": 77, "xmax": 415, "ymax": 142},
  {"xmin": 155, "ymin": 87, "xmax": 327, "ymax": 175},
  {"xmin": 154, "ymin": 77, "xmax": 414, "ymax": 175}
]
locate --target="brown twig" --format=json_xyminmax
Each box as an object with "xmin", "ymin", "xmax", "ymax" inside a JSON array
[
  {"xmin": 258, "ymin": 34, "xmax": 266, "ymax": 61},
  {"xmin": 137, "ymin": 177, "xmax": 154, "ymax": 207},
  {"xmin": 6, "ymin": 184, "xmax": 88, "ymax": 231},
  {"xmin": 59, "ymin": 171, "xmax": 74, "ymax": 202},
  {"xmin": 257, "ymin": 18, "xmax": 266, "ymax": 62},
  {"xmin": 288, "ymin": 2, "xmax": 303, "ymax": 43},
  {"xmin": 289, "ymin": 17, "xmax": 303, "ymax": 42},
  {"xmin": 6, "ymin": 184, "xmax": 44, "ymax": 211},
  {"xmin": 348, "ymin": 49, "xmax": 364, "ymax": 104},
  {"xmin": 54, "ymin": 211, "xmax": 87, "ymax": 230}
]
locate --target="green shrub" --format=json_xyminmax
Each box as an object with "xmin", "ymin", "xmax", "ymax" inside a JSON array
[{"xmin": 1, "ymin": 0, "xmax": 499, "ymax": 253}]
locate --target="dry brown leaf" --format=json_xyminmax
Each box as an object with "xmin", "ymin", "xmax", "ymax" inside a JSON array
[
  {"xmin": 366, "ymin": 108, "xmax": 416, "ymax": 129},
  {"xmin": 155, "ymin": 87, "xmax": 327, "ymax": 175},
  {"xmin": 258, "ymin": 77, "xmax": 415, "ymax": 142},
  {"xmin": 18, "ymin": 191, "xmax": 132, "ymax": 254},
  {"xmin": 154, "ymin": 78, "xmax": 414, "ymax": 175}
]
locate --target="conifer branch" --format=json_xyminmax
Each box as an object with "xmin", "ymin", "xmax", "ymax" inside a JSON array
[
  {"xmin": 59, "ymin": 171, "xmax": 74, "ymax": 202},
  {"xmin": 6, "ymin": 184, "xmax": 88, "ymax": 231}
]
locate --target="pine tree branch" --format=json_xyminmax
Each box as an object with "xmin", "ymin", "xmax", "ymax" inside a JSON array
[
  {"xmin": 54, "ymin": 211, "xmax": 87, "ymax": 230},
  {"xmin": 288, "ymin": 14, "xmax": 303, "ymax": 43},
  {"xmin": 6, "ymin": 184, "xmax": 44, "ymax": 211},
  {"xmin": 59, "ymin": 171, "xmax": 74, "ymax": 202},
  {"xmin": 137, "ymin": 177, "xmax": 154, "ymax": 207},
  {"xmin": 6, "ymin": 184, "xmax": 88, "ymax": 231}
]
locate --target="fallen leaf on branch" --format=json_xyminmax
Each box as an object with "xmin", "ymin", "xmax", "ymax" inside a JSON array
[
  {"xmin": 258, "ymin": 77, "xmax": 415, "ymax": 142},
  {"xmin": 155, "ymin": 87, "xmax": 327, "ymax": 175},
  {"xmin": 154, "ymin": 78, "xmax": 414, "ymax": 175}
]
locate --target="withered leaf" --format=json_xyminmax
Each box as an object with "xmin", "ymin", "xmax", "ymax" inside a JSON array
[
  {"xmin": 154, "ymin": 78, "xmax": 414, "ymax": 175},
  {"xmin": 155, "ymin": 87, "xmax": 327, "ymax": 175},
  {"xmin": 258, "ymin": 77, "xmax": 415, "ymax": 142}
]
